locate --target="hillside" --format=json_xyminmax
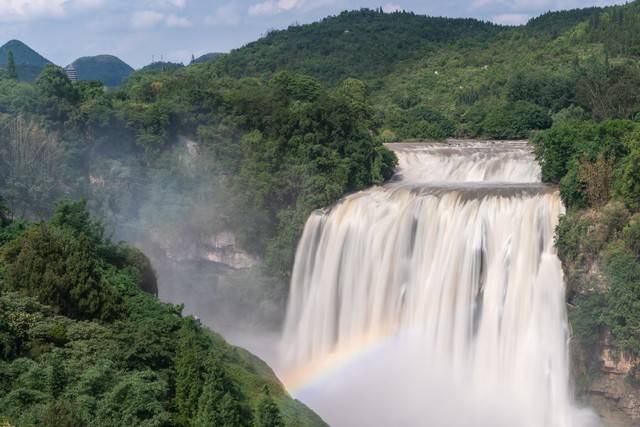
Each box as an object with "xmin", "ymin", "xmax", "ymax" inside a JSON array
[
  {"xmin": 71, "ymin": 55, "xmax": 134, "ymax": 87},
  {"xmin": 210, "ymin": 4, "xmax": 640, "ymax": 141},
  {"xmin": 139, "ymin": 61, "xmax": 185, "ymax": 73},
  {"xmin": 215, "ymin": 9, "xmax": 503, "ymax": 84},
  {"xmin": 0, "ymin": 201, "xmax": 325, "ymax": 427},
  {"xmin": 191, "ymin": 52, "xmax": 223, "ymax": 65},
  {"xmin": 0, "ymin": 40, "xmax": 51, "ymax": 81}
]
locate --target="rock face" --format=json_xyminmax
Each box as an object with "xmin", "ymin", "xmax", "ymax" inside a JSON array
[
  {"xmin": 205, "ymin": 231, "xmax": 258, "ymax": 269},
  {"xmin": 579, "ymin": 334, "xmax": 640, "ymax": 425},
  {"xmin": 151, "ymin": 228, "xmax": 258, "ymax": 270}
]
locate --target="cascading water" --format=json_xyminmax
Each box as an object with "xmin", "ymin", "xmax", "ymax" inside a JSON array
[{"xmin": 281, "ymin": 141, "xmax": 598, "ymax": 427}]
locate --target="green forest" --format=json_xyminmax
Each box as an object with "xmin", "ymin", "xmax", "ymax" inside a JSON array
[{"xmin": 2, "ymin": 0, "xmax": 640, "ymax": 425}]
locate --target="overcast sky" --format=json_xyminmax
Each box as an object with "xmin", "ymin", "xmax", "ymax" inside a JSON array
[{"xmin": 0, "ymin": 0, "xmax": 628, "ymax": 68}]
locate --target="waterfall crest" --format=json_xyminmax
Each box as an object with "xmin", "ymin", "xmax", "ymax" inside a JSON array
[{"xmin": 282, "ymin": 141, "xmax": 593, "ymax": 427}]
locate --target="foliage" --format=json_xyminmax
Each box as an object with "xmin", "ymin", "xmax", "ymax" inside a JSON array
[
  {"xmin": 0, "ymin": 208, "xmax": 326, "ymax": 427},
  {"xmin": 481, "ymin": 101, "xmax": 551, "ymax": 139},
  {"xmin": 194, "ymin": 353, "xmax": 252, "ymax": 427},
  {"xmin": 216, "ymin": 9, "xmax": 501, "ymax": 85},
  {"xmin": 2, "ymin": 222, "xmax": 124, "ymax": 321},
  {"xmin": 540, "ymin": 106, "xmax": 640, "ymax": 376},
  {"xmin": 0, "ymin": 115, "xmax": 67, "ymax": 219},
  {"xmin": 72, "ymin": 55, "xmax": 134, "ymax": 87},
  {"xmin": 6, "ymin": 52, "xmax": 17, "ymax": 81},
  {"xmin": 576, "ymin": 60, "xmax": 640, "ymax": 121},
  {"xmin": 257, "ymin": 386, "xmax": 284, "ymax": 427}
]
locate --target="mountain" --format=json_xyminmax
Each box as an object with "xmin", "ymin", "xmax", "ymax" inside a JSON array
[
  {"xmin": 216, "ymin": 9, "xmax": 503, "ymax": 84},
  {"xmin": 70, "ymin": 54, "xmax": 134, "ymax": 87},
  {"xmin": 190, "ymin": 52, "xmax": 224, "ymax": 65},
  {"xmin": 210, "ymin": 4, "xmax": 640, "ymax": 140},
  {"xmin": 0, "ymin": 39, "xmax": 51, "ymax": 81},
  {"xmin": 139, "ymin": 61, "xmax": 184, "ymax": 73}
]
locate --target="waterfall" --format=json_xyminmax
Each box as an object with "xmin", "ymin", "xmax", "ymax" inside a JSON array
[{"xmin": 281, "ymin": 141, "xmax": 596, "ymax": 427}]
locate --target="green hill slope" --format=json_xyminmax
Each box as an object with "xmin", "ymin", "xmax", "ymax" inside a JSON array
[
  {"xmin": 211, "ymin": 4, "xmax": 640, "ymax": 140},
  {"xmin": 191, "ymin": 52, "xmax": 223, "ymax": 65},
  {"xmin": 0, "ymin": 201, "xmax": 325, "ymax": 427},
  {"xmin": 0, "ymin": 40, "xmax": 51, "ymax": 81},
  {"xmin": 216, "ymin": 9, "xmax": 503, "ymax": 84},
  {"xmin": 71, "ymin": 55, "xmax": 134, "ymax": 87}
]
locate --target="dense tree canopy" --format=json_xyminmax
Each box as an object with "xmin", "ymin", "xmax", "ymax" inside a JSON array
[{"xmin": 0, "ymin": 203, "xmax": 323, "ymax": 426}]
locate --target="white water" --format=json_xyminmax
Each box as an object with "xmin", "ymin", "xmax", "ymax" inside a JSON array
[{"xmin": 281, "ymin": 141, "xmax": 598, "ymax": 427}]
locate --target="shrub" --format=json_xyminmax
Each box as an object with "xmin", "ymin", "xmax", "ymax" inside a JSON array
[
  {"xmin": 482, "ymin": 101, "xmax": 551, "ymax": 139},
  {"xmin": 2, "ymin": 224, "xmax": 123, "ymax": 321}
]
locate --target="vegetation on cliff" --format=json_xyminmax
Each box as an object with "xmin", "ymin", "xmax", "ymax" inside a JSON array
[
  {"xmin": 3, "ymin": 1, "xmax": 640, "ymax": 422},
  {"xmin": 533, "ymin": 118, "xmax": 640, "ymax": 385},
  {"xmin": 0, "ymin": 200, "xmax": 324, "ymax": 427}
]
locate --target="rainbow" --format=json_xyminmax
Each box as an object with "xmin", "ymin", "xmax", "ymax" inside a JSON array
[{"xmin": 281, "ymin": 331, "xmax": 398, "ymax": 394}]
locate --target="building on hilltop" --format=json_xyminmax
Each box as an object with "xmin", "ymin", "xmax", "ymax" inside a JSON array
[{"xmin": 65, "ymin": 64, "xmax": 78, "ymax": 82}]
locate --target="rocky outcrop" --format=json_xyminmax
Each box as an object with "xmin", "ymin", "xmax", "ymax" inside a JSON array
[
  {"xmin": 577, "ymin": 333, "xmax": 640, "ymax": 425},
  {"xmin": 204, "ymin": 231, "xmax": 258, "ymax": 269},
  {"xmin": 149, "ymin": 228, "xmax": 259, "ymax": 270}
]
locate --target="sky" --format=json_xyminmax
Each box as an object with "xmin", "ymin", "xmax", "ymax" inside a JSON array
[{"xmin": 0, "ymin": 0, "xmax": 629, "ymax": 68}]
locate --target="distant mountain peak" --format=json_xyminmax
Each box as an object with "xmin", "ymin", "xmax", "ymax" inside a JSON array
[
  {"xmin": 0, "ymin": 39, "xmax": 50, "ymax": 66},
  {"xmin": 0, "ymin": 39, "xmax": 51, "ymax": 81},
  {"xmin": 69, "ymin": 54, "xmax": 134, "ymax": 87}
]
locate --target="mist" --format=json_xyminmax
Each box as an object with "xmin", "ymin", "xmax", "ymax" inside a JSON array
[
  {"xmin": 91, "ymin": 135, "xmax": 288, "ymax": 337},
  {"xmin": 89, "ymin": 138, "xmax": 597, "ymax": 427}
]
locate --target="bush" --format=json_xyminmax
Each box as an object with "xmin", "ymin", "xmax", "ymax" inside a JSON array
[
  {"xmin": 623, "ymin": 213, "xmax": 640, "ymax": 258},
  {"xmin": 601, "ymin": 241, "xmax": 640, "ymax": 354},
  {"xmin": 2, "ymin": 224, "xmax": 123, "ymax": 321},
  {"xmin": 615, "ymin": 142, "xmax": 640, "ymax": 210},
  {"xmin": 387, "ymin": 105, "xmax": 455, "ymax": 140},
  {"xmin": 507, "ymin": 71, "xmax": 576, "ymax": 112},
  {"xmin": 482, "ymin": 101, "xmax": 551, "ymax": 139}
]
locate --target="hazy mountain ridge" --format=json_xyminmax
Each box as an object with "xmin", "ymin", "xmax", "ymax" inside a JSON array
[
  {"xmin": 70, "ymin": 55, "xmax": 134, "ymax": 87},
  {"xmin": 0, "ymin": 39, "xmax": 51, "ymax": 81}
]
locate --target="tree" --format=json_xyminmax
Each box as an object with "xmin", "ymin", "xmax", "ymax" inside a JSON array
[
  {"xmin": 175, "ymin": 320, "xmax": 205, "ymax": 424},
  {"xmin": 2, "ymin": 223, "xmax": 122, "ymax": 321},
  {"xmin": 51, "ymin": 199, "xmax": 104, "ymax": 245},
  {"xmin": 35, "ymin": 65, "xmax": 78, "ymax": 121},
  {"xmin": 36, "ymin": 65, "xmax": 77, "ymax": 102},
  {"xmin": 39, "ymin": 400, "xmax": 83, "ymax": 427},
  {"xmin": 6, "ymin": 51, "xmax": 17, "ymax": 80},
  {"xmin": 0, "ymin": 115, "xmax": 65, "ymax": 219},
  {"xmin": 576, "ymin": 61, "xmax": 640, "ymax": 121},
  {"xmin": 47, "ymin": 350, "xmax": 67, "ymax": 398},
  {"xmin": 0, "ymin": 196, "xmax": 8, "ymax": 223},
  {"xmin": 257, "ymin": 385, "xmax": 284, "ymax": 427},
  {"xmin": 616, "ymin": 143, "xmax": 640, "ymax": 210},
  {"xmin": 195, "ymin": 353, "xmax": 251, "ymax": 427},
  {"xmin": 94, "ymin": 371, "xmax": 172, "ymax": 427},
  {"xmin": 482, "ymin": 101, "xmax": 551, "ymax": 139},
  {"xmin": 578, "ymin": 154, "xmax": 614, "ymax": 207}
]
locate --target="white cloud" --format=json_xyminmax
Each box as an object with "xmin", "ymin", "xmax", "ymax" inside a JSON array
[
  {"xmin": 146, "ymin": 0, "xmax": 187, "ymax": 8},
  {"xmin": 206, "ymin": 3, "xmax": 242, "ymax": 26},
  {"xmin": 165, "ymin": 14, "xmax": 192, "ymax": 27},
  {"xmin": 383, "ymin": 3, "xmax": 402, "ymax": 12},
  {"xmin": 131, "ymin": 10, "xmax": 164, "ymax": 29},
  {"xmin": 247, "ymin": 0, "xmax": 335, "ymax": 16},
  {"xmin": 248, "ymin": 0, "xmax": 281, "ymax": 16},
  {"xmin": 0, "ymin": 0, "xmax": 103, "ymax": 22},
  {"xmin": 492, "ymin": 12, "xmax": 529, "ymax": 25},
  {"xmin": 131, "ymin": 10, "xmax": 192, "ymax": 29}
]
